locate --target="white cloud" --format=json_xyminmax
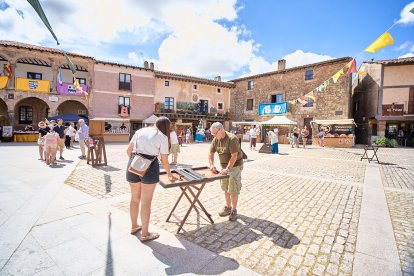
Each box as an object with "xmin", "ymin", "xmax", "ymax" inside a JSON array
[
  {"xmin": 396, "ymin": 41, "xmax": 412, "ymax": 51},
  {"xmin": 398, "ymin": 53, "xmax": 414, "ymax": 58},
  {"xmin": 127, "ymin": 52, "xmax": 139, "ymax": 63},
  {"xmin": 397, "ymin": 1, "xmax": 414, "ymax": 25},
  {"xmin": 282, "ymin": 50, "xmax": 334, "ymax": 68}
]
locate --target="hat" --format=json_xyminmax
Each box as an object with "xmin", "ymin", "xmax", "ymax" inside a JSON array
[{"xmin": 38, "ymin": 121, "xmax": 46, "ymax": 128}]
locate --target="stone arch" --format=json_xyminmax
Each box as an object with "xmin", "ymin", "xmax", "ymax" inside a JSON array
[
  {"xmin": 13, "ymin": 97, "xmax": 50, "ymax": 130},
  {"xmin": 0, "ymin": 98, "xmax": 9, "ymax": 125},
  {"xmin": 56, "ymin": 100, "xmax": 88, "ymax": 118}
]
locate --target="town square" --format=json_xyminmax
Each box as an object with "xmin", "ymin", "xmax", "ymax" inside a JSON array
[{"xmin": 1, "ymin": 1, "xmax": 414, "ymax": 275}]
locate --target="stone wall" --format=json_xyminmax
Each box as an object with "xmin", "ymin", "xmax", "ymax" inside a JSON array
[{"xmin": 230, "ymin": 58, "xmax": 353, "ymax": 127}]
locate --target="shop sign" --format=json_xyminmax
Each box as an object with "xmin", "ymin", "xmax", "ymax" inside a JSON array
[
  {"xmin": 49, "ymin": 95, "xmax": 59, "ymax": 102},
  {"xmin": 382, "ymin": 104, "xmax": 404, "ymax": 116},
  {"xmin": 258, "ymin": 102, "xmax": 287, "ymax": 115},
  {"xmin": 3, "ymin": 126, "xmax": 13, "ymax": 137},
  {"xmin": 320, "ymin": 124, "xmax": 353, "ymax": 137}
]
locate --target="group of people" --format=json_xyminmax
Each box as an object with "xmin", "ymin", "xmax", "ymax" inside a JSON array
[
  {"xmin": 37, "ymin": 118, "xmax": 89, "ymax": 166},
  {"xmin": 176, "ymin": 128, "xmax": 192, "ymax": 145},
  {"xmin": 288, "ymin": 126, "xmax": 310, "ymax": 148},
  {"xmin": 126, "ymin": 118, "xmax": 243, "ymax": 242}
]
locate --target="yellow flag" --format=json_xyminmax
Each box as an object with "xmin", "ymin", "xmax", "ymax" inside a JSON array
[
  {"xmin": 357, "ymin": 71, "xmax": 367, "ymax": 75},
  {"xmin": 365, "ymin": 32, "xmax": 394, "ymax": 53},
  {"xmin": 305, "ymin": 93, "xmax": 316, "ymax": 101},
  {"xmin": 332, "ymin": 69, "xmax": 344, "ymax": 83}
]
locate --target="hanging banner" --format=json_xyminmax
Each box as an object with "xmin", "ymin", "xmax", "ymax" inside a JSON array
[
  {"xmin": 365, "ymin": 32, "xmax": 394, "ymax": 53},
  {"xmin": 258, "ymin": 102, "xmax": 288, "ymax": 115},
  {"xmin": 0, "ymin": 76, "xmax": 8, "ymax": 89},
  {"xmin": 15, "ymin": 78, "xmax": 50, "ymax": 93}
]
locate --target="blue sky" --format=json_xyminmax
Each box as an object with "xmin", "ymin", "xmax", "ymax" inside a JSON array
[{"xmin": 0, "ymin": 0, "xmax": 413, "ymax": 79}]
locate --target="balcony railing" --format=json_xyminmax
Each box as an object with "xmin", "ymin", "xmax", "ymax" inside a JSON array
[
  {"xmin": 15, "ymin": 78, "xmax": 50, "ymax": 93},
  {"xmin": 57, "ymin": 82, "xmax": 88, "ymax": 96}
]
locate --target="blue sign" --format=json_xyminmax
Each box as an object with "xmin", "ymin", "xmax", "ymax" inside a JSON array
[{"xmin": 258, "ymin": 102, "xmax": 288, "ymax": 115}]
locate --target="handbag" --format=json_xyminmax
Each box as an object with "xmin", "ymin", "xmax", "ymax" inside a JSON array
[{"xmin": 128, "ymin": 154, "xmax": 157, "ymax": 177}]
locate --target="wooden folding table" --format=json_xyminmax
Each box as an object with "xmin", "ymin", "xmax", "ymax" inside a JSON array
[{"xmin": 159, "ymin": 166, "xmax": 229, "ymax": 234}]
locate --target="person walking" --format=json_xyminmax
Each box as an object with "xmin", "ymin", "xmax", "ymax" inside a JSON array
[
  {"xmin": 77, "ymin": 119, "xmax": 89, "ymax": 159},
  {"xmin": 268, "ymin": 128, "xmax": 279, "ymax": 154},
  {"xmin": 37, "ymin": 121, "xmax": 50, "ymax": 160},
  {"xmin": 301, "ymin": 125, "xmax": 309, "ymax": 148},
  {"xmin": 126, "ymin": 117, "xmax": 177, "ymax": 242},
  {"xmin": 318, "ymin": 128, "xmax": 325, "ymax": 147},
  {"xmin": 169, "ymin": 128, "xmax": 180, "ymax": 165},
  {"xmin": 249, "ymin": 125, "xmax": 257, "ymax": 150},
  {"xmin": 53, "ymin": 119, "xmax": 66, "ymax": 160},
  {"xmin": 67, "ymin": 122, "xmax": 76, "ymax": 148},
  {"xmin": 293, "ymin": 127, "xmax": 300, "ymax": 148},
  {"xmin": 44, "ymin": 128, "xmax": 59, "ymax": 166},
  {"xmin": 185, "ymin": 128, "xmax": 191, "ymax": 144},
  {"xmin": 209, "ymin": 122, "xmax": 243, "ymax": 221}
]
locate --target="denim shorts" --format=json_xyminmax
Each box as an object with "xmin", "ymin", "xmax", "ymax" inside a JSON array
[{"xmin": 126, "ymin": 153, "xmax": 160, "ymax": 184}]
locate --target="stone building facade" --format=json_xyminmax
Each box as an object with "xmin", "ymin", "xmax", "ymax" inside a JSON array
[
  {"xmin": 0, "ymin": 40, "xmax": 93, "ymax": 130},
  {"xmin": 230, "ymin": 57, "xmax": 353, "ymax": 133},
  {"xmin": 352, "ymin": 57, "xmax": 414, "ymax": 145}
]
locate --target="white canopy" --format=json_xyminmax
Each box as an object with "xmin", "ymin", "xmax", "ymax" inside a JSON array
[
  {"xmin": 90, "ymin": 117, "xmax": 130, "ymax": 122},
  {"xmin": 143, "ymin": 114, "xmax": 158, "ymax": 124},
  {"xmin": 311, "ymin": 119, "xmax": 355, "ymax": 125},
  {"xmin": 260, "ymin": 115, "xmax": 297, "ymax": 126},
  {"xmin": 231, "ymin": 121, "xmax": 259, "ymax": 127}
]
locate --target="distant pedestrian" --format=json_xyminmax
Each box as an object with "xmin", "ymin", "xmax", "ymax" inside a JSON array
[
  {"xmin": 293, "ymin": 127, "xmax": 299, "ymax": 148},
  {"xmin": 318, "ymin": 128, "xmax": 325, "ymax": 147},
  {"xmin": 77, "ymin": 119, "xmax": 89, "ymax": 159},
  {"xmin": 185, "ymin": 128, "xmax": 191, "ymax": 144},
  {"xmin": 53, "ymin": 119, "xmax": 66, "ymax": 160},
  {"xmin": 67, "ymin": 122, "xmax": 76, "ymax": 148},
  {"xmin": 249, "ymin": 125, "xmax": 257, "ymax": 150},
  {"xmin": 170, "ymin": 128, "xmax": 180, "ymax": 165},
  {"xmin": 268, "ymin": 129, "xmax": 279, "ymax": 154},
  {"xmin": 44, "ymin": 128, "xmax": 59, "ymax": 166},
  {"xmin": 37, "ymin": 121, "xmax": 50, "ymax": 160},
  {"xmin": 301, "ymin": 126, "xmax": 309, "ymax": 148},
  {"xmin": 177, "ymin": 128, "xmax": 183, "ymax": 146}
]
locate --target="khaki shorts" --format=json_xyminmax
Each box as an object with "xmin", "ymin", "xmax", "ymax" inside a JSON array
[
  {"xmin": 58, "ymin": 138, "xmax": 65, "ymax": 150},
  {"xmin": 170, "ymin": 144, "xmax": 180, "ymax": 154},
  {"xmin": 220, "ymin": 165, "xmax": 243, "ymax": 195}
]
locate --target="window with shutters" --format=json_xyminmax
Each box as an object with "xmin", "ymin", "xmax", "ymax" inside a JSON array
[{"xmin": 246, "ymin": 99, "xmax": 253, "ymax": 111}]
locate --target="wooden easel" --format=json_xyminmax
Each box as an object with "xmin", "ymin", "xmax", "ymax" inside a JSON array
[
  {"xmin": 87, "ymin": 135, "xmax": 107, "ymax": 166},
  {"xmin": 87, "ymin": 120, "xmax": 107, "ymax": 167}
]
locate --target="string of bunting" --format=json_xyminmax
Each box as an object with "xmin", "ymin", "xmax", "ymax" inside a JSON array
[
  {"xmin": 288, "ymin": 7, "xmax": 414, "ymax": 106},
  {"xmin": 27, "ymin": 0, "xmax": 89, "ymax": 99}
]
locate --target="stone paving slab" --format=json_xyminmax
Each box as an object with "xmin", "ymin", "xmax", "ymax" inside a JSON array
[{"xmin": 386, "ymin": 191, "xmax": 414, "ymax": 275}]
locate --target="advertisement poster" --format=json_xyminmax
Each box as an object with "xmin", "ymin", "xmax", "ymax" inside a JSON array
[
  {"xmin": 2, "ymin": 126, "xmax": 13, "ymax": 137},
  {"xmin": 258, "ymin": 102, "xmax": 287, "ymax": 115}
]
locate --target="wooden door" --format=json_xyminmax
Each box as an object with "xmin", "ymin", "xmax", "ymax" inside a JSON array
[{"xmin": 408, "ymin": 87, "xmax": 414, "ymax": 114}]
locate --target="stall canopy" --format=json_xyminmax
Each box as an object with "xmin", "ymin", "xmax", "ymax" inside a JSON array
[
  {"xmin": 260, "ymin": 116, "xmax": 297, "ymax": 125},
  {"xmin": 311, "ymin": 119, "xmax": 355, "ymax": 125},
  {"xmin": 48, "ymin": 113, "xmax": 88, "ymax": 123},
  {"xmin": 231, "ymin": 121, "xmax": 259, "ymax": 127},
  {"xmin": 143, "ymin": 114, "xmax": 158, "ymax": 124},
  {"xmin": 90, "ymin": 117, "xmax": 129, "ymax": 122}
]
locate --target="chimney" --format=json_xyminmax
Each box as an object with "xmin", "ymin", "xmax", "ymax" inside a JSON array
[
  {"xmin": 278, "ymin": 59, "xmax": 286, "ymax": 71},
  {"xmin": 144, "ymin": 61, "xmax": 149, "ymax": 69},
  {"xmin": 214, "ymin": 76, "xmax": 221, "ymax": 82},
  {"xmin": 150, "ymin": 62, "xmax": 154, "ymax": 70}
]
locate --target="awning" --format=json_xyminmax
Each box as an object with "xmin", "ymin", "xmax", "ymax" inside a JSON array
[
  {"xmin": 143, "ymin": 114, "xmax": 158, "ymax": 124},
  {"xmin": 49, "ymin": 113, "xmax": 88, "ymax": 122},
  {"xmin": 311, "ymin": 119, "xmax": 355, "ymax": 125},
  {"xmin": 232, "ymin": 121, "xmax": 259, "ymax": 126},
  {"xmin": 90, "ymin": 117, "xmax": 130, "ymax": 122},
  {"xmin": 260, "ymin": 116, "xmax": 297, "ymax": 125}
]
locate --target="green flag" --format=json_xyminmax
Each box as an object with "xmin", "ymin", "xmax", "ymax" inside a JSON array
[
  {"xmin": 27, "ymin": 0, "xmax": 60, "ymax": 45},
  {"xmin": 410, "ymin": 7, "xmax": 414, "ymax": 14},
  {"xmin": 63, "ymin": 53, "xmax": 77, "ymax": 74}
]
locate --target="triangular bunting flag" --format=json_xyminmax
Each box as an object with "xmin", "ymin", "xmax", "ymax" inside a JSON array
[
  {"xmin": 410, "ymin": 7, "xmax": 414, "ymax": 14},
  {"xmin": 357, "ymin": 71, "xmax": 367, "ymax": 75},
  {"xmin": 305, "ymin": 92, "xmax": 316, "ymax": 101},
  {"xmin": 365, "ymin": 32, "xmax": 394, "ymax": 53},
  {"xmin": 27, "ymin": 0, "xmax": 60, "ymax": 45},
  {"xmin": 64, "ymin": 53, "xmax": 77, "ymax": 74},
  {"xmin": 332, "ymin": 69, "xmax": 344, "ymax": 83},
  {"xmin": 347, "ymin": 59, "xmax": 357, "ymax": 74},
  {"xmin": 323, "ymin": 79, "xmax": 330, "ymax": 89}
]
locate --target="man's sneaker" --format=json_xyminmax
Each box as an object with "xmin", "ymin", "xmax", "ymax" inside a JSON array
[
  {"xmin": 219, "ymin": 206, "xmax": 231, "ymax": 217},
  {"xmin": 59, "ymin": 156, "xmax": 64, "ymax": 160},
  {"xmin": 229, "ymin": 209, "xmax": 238, "ymax": 221}
]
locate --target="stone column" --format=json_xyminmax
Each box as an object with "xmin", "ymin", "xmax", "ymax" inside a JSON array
[
  {"xmin": 378, "ymin": 120, "xmax": 386, "ymax": 137},
  {"xmin": 51, "ymin": 62, "xmax": 60, "ymax": 94}
]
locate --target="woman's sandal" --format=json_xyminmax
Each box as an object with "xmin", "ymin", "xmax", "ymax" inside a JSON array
[
  {"xmin": 140, "ymin": 232, "xmax": 160, "ymax": 242},
  {"xmin": 130, "ymin": 226, "xmax": 142, "ymax": 235}
]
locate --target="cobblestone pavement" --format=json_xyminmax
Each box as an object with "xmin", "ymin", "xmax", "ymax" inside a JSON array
[
  {"xmin": 65, "ymin": 143, "xmax": 414, "ymax": 274},
  {"xmin": 385, "ymin": 191, "xmax": 414, "ymax": 276}
]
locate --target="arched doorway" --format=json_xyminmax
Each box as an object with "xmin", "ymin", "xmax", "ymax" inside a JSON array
[
  {"xmin": 14, "ymin": 97, "xmax": 49, "ymax": 130},
  {"xmin": 57, "ymin": 100, "xmax": 88, "ymax": 119},
  {"xmin": 0, "ymin": 99, "xmax": 9, "ymax": 125}
]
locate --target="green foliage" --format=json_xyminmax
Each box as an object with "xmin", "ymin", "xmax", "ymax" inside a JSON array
[
  {"xmin": 210, "ymin": 107, "xmax": 217, "ymax": 113},
  {"xmin": 374, "ymin": 136, "xmax": 387, "ymax": 146},
  {"xmin": 374, "ymin": 136, "xmax": 398, "ymax": 148}
]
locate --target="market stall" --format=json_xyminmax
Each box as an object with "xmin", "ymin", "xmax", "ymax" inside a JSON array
[
  {"xmin": 143, "ymin": 114, "xmax": 158, "ymax": 126},
  {"xmin": 231, "ymin": 121, "xmax": 261, "ymax": 142},
  {"xmin": 311, "ymin": 119, "xmax": 355, "ymax": 148},
  {"xmin": 91, "ymin": 117, "xmax": 130, "ymax": 142},
  {"xmin": 13, "ymin": 131, "xmax": 38, "ymax": 142},
  {"xmin": 259, "ymin": 116, "xmax": 297, "ymax": 144}
]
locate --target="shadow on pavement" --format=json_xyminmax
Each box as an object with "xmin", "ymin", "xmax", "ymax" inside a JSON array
[
  {"xmin": 143, "ymin": 240, "xmax": 241, "ymax": 275},
  {"xmin": 95, "ymin": 165, "xmax": 121, "ymax": 172}
]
